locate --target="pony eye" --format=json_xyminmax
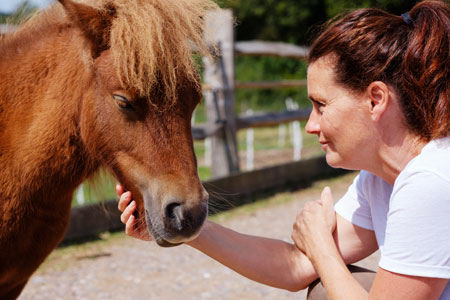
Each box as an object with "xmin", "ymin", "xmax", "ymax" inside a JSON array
[{"xmin": 113, "ymin": 94, "xmax": 136, "ymax": 112}]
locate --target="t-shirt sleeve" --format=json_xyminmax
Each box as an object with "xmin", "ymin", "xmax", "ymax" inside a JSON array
[
  {"xmin": 380, "ymin": 171, "xmax": 450, "ymax": 279},
  {"xmin": 335, "ymin": 172, "xmax": 374, "ymax": 231}
]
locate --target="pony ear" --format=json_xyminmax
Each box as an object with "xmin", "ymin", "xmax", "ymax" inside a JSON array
[{"xmin": 58, "ymin": 0, "xmax": 116, "ymax": 58}]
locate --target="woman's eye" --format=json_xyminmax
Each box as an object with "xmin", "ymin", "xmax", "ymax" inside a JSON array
[
  {"xmin": 313, "ymin": 101, "xmax": 325, "ymax": 113},
  {"xmin": 113, "ymin": 94, "xmax": 136, "ymax": 112}
]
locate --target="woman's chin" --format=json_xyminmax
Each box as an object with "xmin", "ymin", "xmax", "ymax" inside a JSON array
[
  {"xmin": 326, "ymin": 155, "xmax": 360, "ymax": 171},
  {"xmin": 325, "ymin": 154, "xmax": 343, "ymax": 169}
]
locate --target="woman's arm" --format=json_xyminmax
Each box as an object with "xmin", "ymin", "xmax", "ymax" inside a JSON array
[
  {"xmin": 186, "ymin": 220, "xmax": 316, "ymax": 291},
  {"xmin": 117, "ymin": 184, "xmax": 378, "ymax": 292},
  {"xmin": 117, "ymin": 185, "xmax": 316, "ymax": 291}
]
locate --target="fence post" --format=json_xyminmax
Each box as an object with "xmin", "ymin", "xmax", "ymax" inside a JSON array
[{"xmin": 203, "ymin": 9, "xmax": 240, "ymax": 178}]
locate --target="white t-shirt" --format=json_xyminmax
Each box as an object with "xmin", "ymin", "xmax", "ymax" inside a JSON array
[{"xmin": 335, "ymin": 137, "xmax": 450, "ymax": 299}]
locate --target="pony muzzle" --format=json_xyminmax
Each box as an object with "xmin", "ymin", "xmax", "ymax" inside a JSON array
[{"xmin": 143, "ymin": 194, "xmax": 208, "ymax": 247}]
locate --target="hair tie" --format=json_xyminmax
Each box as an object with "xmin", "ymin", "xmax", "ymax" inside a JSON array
[{"xmin": 401, "ymin": 12, "xmax": 413, "ymax": 26}]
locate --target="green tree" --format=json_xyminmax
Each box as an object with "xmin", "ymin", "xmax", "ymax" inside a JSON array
[
  {"xmin": 325, "ymin": 0, "xmax": 416, "ymax": 17},
  {"xmin": 217, "ymin": 0, "xmax": 416, "ymax": 45},
  {"xmin": 218, "ymin": 0, "xmax": 327, "ymax": 45}
]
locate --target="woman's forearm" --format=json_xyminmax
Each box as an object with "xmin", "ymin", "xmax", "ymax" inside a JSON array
[{"xmin": 186, "ymin": 220, "xmax": 318, "ymax": 291}]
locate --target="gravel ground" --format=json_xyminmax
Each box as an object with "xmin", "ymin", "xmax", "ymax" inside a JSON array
[{"xmin": 19, "ymin": 172, "xmax": 380, "ymax": 300}]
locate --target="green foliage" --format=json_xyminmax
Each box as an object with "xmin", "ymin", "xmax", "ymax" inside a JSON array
[
  {"xmin": 235, "ymin": 56, "xmax": 309, "ymax": 113},
  {"xmin": 217, "ymin": 0, "xmax": 416, "ymax": 45},
  {"xmin": 325, "ymin": 0, "xmax": 416, "ymax": 17},
  {"xmin": 218, "ymin": 0, "xmax": 327, "ymax": 45}
]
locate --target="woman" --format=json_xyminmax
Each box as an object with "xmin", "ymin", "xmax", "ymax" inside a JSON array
[
  {"xmin": 118, "ymin": 0, "xmax": 450, "ymax": 298},
  {"xmin": 290, "ymin": 0, "xmax": 450, "ymax": 298}
]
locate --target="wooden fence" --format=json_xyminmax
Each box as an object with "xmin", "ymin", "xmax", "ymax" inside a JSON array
[{"xmin": 193, "ymin": 9, "xmax": 311, "ymax": 178}]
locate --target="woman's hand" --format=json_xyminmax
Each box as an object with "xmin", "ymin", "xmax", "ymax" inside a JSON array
[
  {"xmin": 116, "ymin": 184, "xmax": 152, "ymax": 241},
  {"xmin": 291, "ymin": 187, "xmax": 336, "ymax": 258}
]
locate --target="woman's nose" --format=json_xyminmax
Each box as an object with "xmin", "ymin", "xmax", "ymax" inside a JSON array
[{"xmin": 305, "ymin": 110, "xmax": 320, "ymax": 135}]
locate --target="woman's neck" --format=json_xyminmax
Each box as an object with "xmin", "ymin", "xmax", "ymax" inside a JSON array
[{"xmin": 371, "ymin": 133, "xmax": 427, "ymax": 185}]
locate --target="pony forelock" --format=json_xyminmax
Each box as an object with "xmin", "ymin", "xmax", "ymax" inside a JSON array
[
  {"xmin": 109, "ymin": 0, "xmax": 218, "ymax": 108},
  {"xmin": 7, "ymin": 0, "xmax": 219, "ymax": 109}
]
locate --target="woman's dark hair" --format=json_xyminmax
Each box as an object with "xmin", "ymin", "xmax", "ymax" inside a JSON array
[{"xmin": 309, "ymin": 0, "xmax": 450, "ymax": 140}]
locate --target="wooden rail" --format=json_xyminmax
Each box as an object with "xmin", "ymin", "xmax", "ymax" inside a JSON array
[
  {"xmin": 235, "ymin": 41, "xmax": 309, "ymax": 59},
  {"xmin": 235, "ymin": 79, "xmax": 307, "ymax": 89},
  {"xmin": 192, "ymin": 122, "xmax": 224, "ymax": 140},
  {"xmin": 203, "ymin": 79, "xmax": 307, "ymax": 91},
  {"xmin": 236, "ymin": 108, "xmax": 311, "ymax": 130},
  {"xmin": 192, "ymin": 108, "xmax": 311, "ymax": 139}
]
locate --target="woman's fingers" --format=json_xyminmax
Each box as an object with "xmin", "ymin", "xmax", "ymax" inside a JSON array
[
  {"xmin": 125, "ymin": 213, "xmax": 153, "ymax": 241},
  {"xmin": 291, "ymin": 215, "xmax": 306, "ymax": 252},
  {"xmin": 115, "ymin": 184, "xmax": 152, "ymax": 241},
  {"xmin": 116, "ymin": 183, "xmax": 124, "ymax": 197},
  {"xmin": 291, "ymin": 196, "xmax": 332, "ymax": 255},
  {"xmin": 120, "ymin": 200, "xmax": 136, "ymax": 224},
  {"xmin": 320, "ymin": 186, "xmax": 336, "ymax": 233},
  {"xmin": 321, "ymin": 186, "xmax": 334, "ymax": 210},
  {"xmin": 125, "ymin": 214, "xmax": 137, "ymax": 236},
  {"xmin": 118, "ymin": 191, "xmax": 132, "ymax": 212}
]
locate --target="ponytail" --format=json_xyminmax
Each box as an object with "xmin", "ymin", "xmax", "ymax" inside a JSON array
[
  {"xmin": 309, "ymin": 0, "xmax": 450, "ymax": 140},
  {"xmin": 402, "ymin": 1, "xmax": 450, "ymax": 139}
]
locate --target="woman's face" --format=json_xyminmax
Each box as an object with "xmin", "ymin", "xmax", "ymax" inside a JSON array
[{"xmin": 306, "ymin": 57, "xmax": 375, "ymax": 170}]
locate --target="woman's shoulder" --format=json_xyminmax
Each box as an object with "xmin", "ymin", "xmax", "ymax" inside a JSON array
[
  {"xmin": 402, "ymin": 136, "xmax": 450, "ymax": 182},
  {"xmin": 391, "ymin": 137, "xmax": 450, "ymax": 207}
]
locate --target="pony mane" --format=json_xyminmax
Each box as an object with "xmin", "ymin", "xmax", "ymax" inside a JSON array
[
  {"xmin": 6, "ymin": 0, "xmax": 219, "ymax": 108},
  {"xmin": 110, "ymin": 0, "xmax": 218, "ymax": 108}
]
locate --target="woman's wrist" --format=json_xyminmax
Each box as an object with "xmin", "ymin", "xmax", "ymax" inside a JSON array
[{"xmin": 307, "ymin": 231, "xmax": 340, "ymax": 267}]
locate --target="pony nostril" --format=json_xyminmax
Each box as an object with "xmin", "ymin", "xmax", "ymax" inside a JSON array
[{"xmin": 165, "ymin": 202, "xmax": 184, "ymax": 231}]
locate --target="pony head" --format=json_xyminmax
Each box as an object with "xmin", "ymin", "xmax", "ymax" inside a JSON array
[{"xmin": 58, "ymin": 0, "xmax": 217, "ymax": 246}]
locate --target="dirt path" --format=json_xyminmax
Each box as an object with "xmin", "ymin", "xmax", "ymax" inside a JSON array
[{"xmin": 19, "ymin": 172, "xmax": 379, "ymax": 300}]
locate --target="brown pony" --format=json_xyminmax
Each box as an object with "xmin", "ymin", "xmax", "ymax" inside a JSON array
[{"xmin": 0, "ymin": 0, "xmax": 218, "ymax": 298}]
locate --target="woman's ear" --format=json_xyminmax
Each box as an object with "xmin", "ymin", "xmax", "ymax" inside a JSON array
[{"xmin": 366, "ymin": 81, "xmax": 390, "ymax": 122}]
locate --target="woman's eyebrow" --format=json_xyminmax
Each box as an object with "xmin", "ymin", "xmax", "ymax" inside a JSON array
[{"xmin": 308, "ymin": 94, "xmax": 321, "ymax": 103}]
